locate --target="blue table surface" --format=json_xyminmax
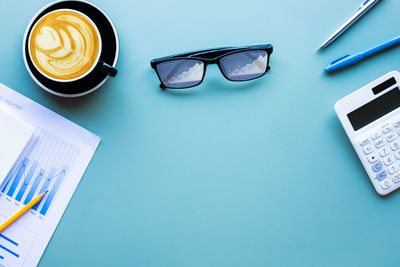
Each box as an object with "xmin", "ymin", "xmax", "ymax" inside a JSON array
[{"xmin": 1, "ymin": 0, "xmax": 400, "ymax": 266}]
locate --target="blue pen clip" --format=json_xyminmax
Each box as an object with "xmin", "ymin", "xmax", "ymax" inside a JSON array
[
  {"xmin": 325, "ymin": 53, "xmax": 365, "ymax": 72},
  {"xmin": 325, "ymin": 55, "xmax": 350, "ymax": 72}
]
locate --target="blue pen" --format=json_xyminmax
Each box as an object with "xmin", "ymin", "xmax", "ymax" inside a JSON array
[{"xmin": 325, "ymin": 35, "xmax": 400, "ymax": 72}]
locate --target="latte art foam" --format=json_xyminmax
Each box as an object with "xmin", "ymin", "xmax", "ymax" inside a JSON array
[{"xmin": 29, "ymin": 10, "xmax": 100, "ymax": 81}]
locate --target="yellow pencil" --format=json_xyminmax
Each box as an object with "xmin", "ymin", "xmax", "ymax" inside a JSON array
[{"xmin": 0, "ymin": 191, "xmax": 48, "ymax": 233}]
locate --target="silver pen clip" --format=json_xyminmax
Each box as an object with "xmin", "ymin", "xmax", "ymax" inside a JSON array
[{"xmin": 359, "ymin": 0, "xmax": 371, "ymax": 9}]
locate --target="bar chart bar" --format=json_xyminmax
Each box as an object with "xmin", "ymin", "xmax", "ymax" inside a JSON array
[
  {"xmin": 1, "ymin": 175, "xmax": 11, "ymax": 193},
  {"xmin": 0, "ymin": 244, "xmax": 19, "ymax": 258},
  {"xmin": 1, "ymin": 162, "xmax": 17, "ymax": 193},
  {"xmin": 15, "ymin": 161, "xmax": 38, "ymax": 202},
  {"xmin": 24, "ymin": 169, "xmax": 45, "ymax": 205},
  {"xmin": 0, "ymin": 235, "xmax": 18, "ymax": 247},
  {"xmin": 39, "ymin": 168, "xmax": 56, "ymax": 195},
  {"xmin": 33, "ymin": 168, "xmax": 57, "ymax": 211},
  {"xmin": 7, "ymin": 158, "xmax": 29, "ymax": 198},
  {"xmin": 40, "ymin": 169, "xmax": 66, "ymax": 216}
]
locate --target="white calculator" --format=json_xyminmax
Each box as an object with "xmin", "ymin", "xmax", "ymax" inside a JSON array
[{"xmin": 335, "ymin": 71, "xmax": 400, "ymax": 196}]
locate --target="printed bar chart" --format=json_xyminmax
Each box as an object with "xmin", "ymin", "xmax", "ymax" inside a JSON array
[{"xmin": 0, "ymin": 128, "xmax": 78, "ymax": 217}]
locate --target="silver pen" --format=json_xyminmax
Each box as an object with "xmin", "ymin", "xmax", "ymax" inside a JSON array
[{"xmin": 318, "ymin": 0, "xmax": 382, "ymax": 51}]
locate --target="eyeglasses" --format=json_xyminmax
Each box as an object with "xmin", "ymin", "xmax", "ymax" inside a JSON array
[{"xmin": 150, "ymin": 44, "xmax": 273, "ymax": 89}]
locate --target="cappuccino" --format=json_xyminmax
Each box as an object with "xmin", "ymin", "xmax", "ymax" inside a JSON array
[{"xmin": 28, "ymin": 9, "xmax": 100, "ymax": 81}]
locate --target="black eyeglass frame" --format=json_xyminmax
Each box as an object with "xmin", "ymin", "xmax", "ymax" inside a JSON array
[{"xmin": 150, "ymin": 44, "xmax": 273, "ymax": 89}]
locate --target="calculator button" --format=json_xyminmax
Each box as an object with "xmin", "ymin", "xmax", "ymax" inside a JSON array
[
  {"xmin": 397, "ymin": 128, "xmax": 400, "ymax": 135},
  {"xmin": 394, "ymin": 119, "xmax": 400, "ymax": 128},
  {"xmin": 384, "ymin": 156, "xmax": 394, "ymax": 166},
  {"xmin": 359, "ymin": 138, "xmax": 370, "ymax": 146},
  {"xmin": 382, "ymin": 124, "xmax": 392, "ymax": 134},
  {"xmin": 393, "ymin": 174, "xmax": 400, "ymax": 183},
  {"xmin": 386, "ymin": 132, "xmax": 397, "ymax": 142},
  {"xmin": 374, "ymin": 138, "xmax": 385, "ymax": 148},
  {"xmin": 372, "ymin": 161, "xmax": 383, "ymax": 172},
  {"xmin": 381, "ymin": 179, "xmax": 391, "ymax": 189},
  {"xmin": 395, "ymin": 150, "xmax": 400, "ymax": 160},
  {"xmin": 391, "ymin": 141, "xmax": 400, "ymax": 151},
  {"xmin": 363, "ymin": 145, "xmax": 374, "ymax": 154},
  {"xmin": 388, "ymin": 165, "xmax": 399, "ymax": 174},
  {"xmin": 367, "ymin": 154, "xmax": 378, "ymax": 163},
  {"xmin": 377, "ymin": 171, "xmax": 388, "ymax": 181},
  {"xmin": 371, "ymin": 131, "xmax": 381, "ymax": 140},
  {"xmin": 380, "ymin": 147, "xmax": 390, "ymax": 157}
]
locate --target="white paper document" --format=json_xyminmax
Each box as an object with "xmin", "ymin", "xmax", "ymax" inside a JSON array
[
  {"xmin": 0, "ymin": 83, "xmax": 100, "ymax": 267},
  {"xmin": 0, "ymin": 106, "xmax": 34, "ymax": 186}
]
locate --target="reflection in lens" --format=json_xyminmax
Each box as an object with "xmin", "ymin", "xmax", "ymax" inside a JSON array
[
  {"xmin": 219, "ymin": 50, "xmax": 268, "ymax": 81},
  {"xmin": 156, "ymin": 59, "xmax": 204, "ymax": 88}
]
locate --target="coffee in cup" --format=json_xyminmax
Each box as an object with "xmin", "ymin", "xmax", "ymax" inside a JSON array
[{"xmin": 28, "ymin": 9, "xmax": 101, "ymax": 82}]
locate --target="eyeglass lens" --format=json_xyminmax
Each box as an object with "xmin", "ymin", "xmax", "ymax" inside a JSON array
[
  {"xmin": 156, "ymin": 59, "xmax": 204, "ymax": 89},
  {"xmin": 219, "ymin": 50, "xmax": 268, "ymax": 81}
]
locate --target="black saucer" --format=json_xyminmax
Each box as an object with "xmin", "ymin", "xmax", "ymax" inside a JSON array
[{"xmin": 24, "ymin": 1, "xmax": 118, "ymax": 96}]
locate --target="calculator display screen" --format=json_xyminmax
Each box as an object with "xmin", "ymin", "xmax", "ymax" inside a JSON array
[{"xmin": 348, "ymin": 88, "xmax": 400, "ymax": 131}]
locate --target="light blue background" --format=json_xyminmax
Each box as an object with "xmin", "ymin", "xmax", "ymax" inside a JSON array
[{"xmin": 1, "ymin": 0, "xmax": 400, "ymax": 266}]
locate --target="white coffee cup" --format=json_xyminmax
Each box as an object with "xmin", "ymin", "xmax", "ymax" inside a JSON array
[{"xmin": 23, "ymin": 0, "xmax": 119, "ymax": 97}]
